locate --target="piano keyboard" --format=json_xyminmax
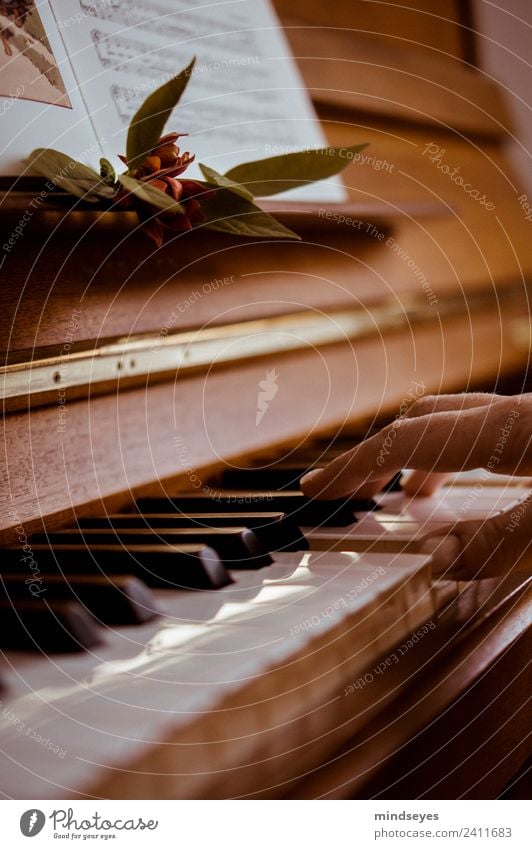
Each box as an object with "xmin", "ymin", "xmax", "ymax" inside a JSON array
[
  {"xmin": 306, "ymin": 485, "xmax": 529, "ymax": 553},
  {"xmin": 0, "ymin": 461, "xmax": 530, "ymax": 798},
  {"xmin": 0, "ymin": 546, "xmax": 436, "ymax": 798}
]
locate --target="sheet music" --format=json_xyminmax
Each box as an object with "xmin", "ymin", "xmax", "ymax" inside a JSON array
[{"xmin": 48, "ymin": 0, "xmax": 346, "ymax": 201}]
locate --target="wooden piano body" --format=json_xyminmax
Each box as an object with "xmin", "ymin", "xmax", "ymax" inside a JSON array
[{"xmin": 0, "ymin": 0, "xmax": 530, "ymax": 798}]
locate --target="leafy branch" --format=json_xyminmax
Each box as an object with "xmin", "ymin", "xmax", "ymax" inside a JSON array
[{"xmin": 28, "ymin": 58, "xmax": 367, "ymax": 245}]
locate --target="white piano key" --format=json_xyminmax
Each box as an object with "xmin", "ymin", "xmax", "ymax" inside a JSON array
[
  {"xmin": 374, "ymin": 486, "xmax": 527, "ymax": 520},
  {"xmin": 0, "ymin": 550, "xmax": 434, "ymax": 799},
  {"xmin": 306, "ymin": 484, "xmax": 529, "ymax": 552},
  {"xmin": 441, "ymin": 469, "xmax": 532, "ymax": 488}
]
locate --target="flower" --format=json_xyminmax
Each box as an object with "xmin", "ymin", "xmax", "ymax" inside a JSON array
[
  {"xmin": 124, "ymin": 132, "xmax": 195, "ymax": 180},
  {"xmin": 119, "ymin": 132, "xmax": 213, "ymax": 247},
  {"xmin": 137, "ymin": 178, "xmax": 214, "ymax": 248}
]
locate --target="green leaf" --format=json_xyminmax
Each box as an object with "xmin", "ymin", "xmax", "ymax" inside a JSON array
[
  {"xmin": 29, "ymin": 148, "xmax": 115, "ymax": 201},
  {"xmin": 200, "ymin": 189, "xmax": 300, "ymax": 240},
  {"xmin": 126, "ymin": 58, "xmax": 195, "ymax": 173},
  {"xmin": 225, "ymin": 144, "xmax": 369, "ymax": 196},
  {"xmin": 117, "ymin": 173, "xmax": 184, "ymax": 213},
  {"xmin": 198, "ymin": 163, "xmax": 254, "ymax": 201},
  {"xmin": 100, "ymin": 157, "xmax": 116, "ymax": 185}
]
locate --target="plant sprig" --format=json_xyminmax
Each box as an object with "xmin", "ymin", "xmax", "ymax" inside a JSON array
[{"xmin": 29, "ymin": 58, "xmax": 367, "ymax": 244}]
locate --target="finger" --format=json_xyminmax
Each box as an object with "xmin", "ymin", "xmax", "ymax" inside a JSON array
[
  {"xmin": 384, "ymin": 394, "xmax": 507, "ymax": 497},
  {"xmin": 301, "ymin": 400, "xmax": 514, "ymax": 500},
  {"xmin": 349, "ymin": 476, "xmax": 393, "ymax": 498},
  {"xmin": 377, "ymin": 393, "xmax": 524, "ymax": 496},
  {"xmin": 403, "ymin": 392, "xmax": 507, "ymax": 420},
  {"xmin": 402, "ymin": 470, "xmax": 452, "ymax": 496},
  {"xmin": 419, "ymin": 493, "xmax": 532, "ymax": 579}
]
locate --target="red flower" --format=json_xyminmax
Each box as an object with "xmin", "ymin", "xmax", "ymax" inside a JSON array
[
  {"xmin": 122, "ymin": 132, "xmax": 195, "ymax": 181},
  {"xmin": 119, "ymin": 133, "xmax": 213, "ymax": 246},
  {"xmin": 137, "ymin": 178, "xmax": 214, "ymax": 248}
]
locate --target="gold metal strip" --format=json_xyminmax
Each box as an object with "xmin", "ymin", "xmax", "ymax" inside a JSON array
[
  {"xmin": 1, "ymin": 287, "xmax": 525, "ymax": 411},
  {"xmin": 1, "ymin": 307, "xmax": 397, "ymax": 407}
]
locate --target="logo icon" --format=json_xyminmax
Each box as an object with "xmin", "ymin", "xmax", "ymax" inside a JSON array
[
  {"xmin": 20, "ymin": 810, "xmax": 46, "ymax": 837},
  {"xmin": 256, "ymin": 368, "xmax": 279, "ymax": 425}
]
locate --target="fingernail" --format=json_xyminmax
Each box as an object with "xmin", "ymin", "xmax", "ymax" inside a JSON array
[
  {"xmin": 300, "ymin": 469, "xmax": 322, "ymax": 487},
  {"xmin": 419, "ymin": 534, "xmax": 461, "ymax": 576}
]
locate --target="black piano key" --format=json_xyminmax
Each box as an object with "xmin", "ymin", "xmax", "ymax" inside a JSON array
[
  {"xmin": 0, "ymin": 598, "xmax": 101, "ymax": 653},
  {"xmin": 220, "ymin": 466, "xmax": 315, "ymax": 491},
  {"xmin": 225, "ymin": 455, "xmax": 401, "ymax": 498},
  {"xmin": 137, "ymin": 491, "xmax": 376, "ymax": 526},
  {"xmin": 33, "ymin": 527, "xmax": 272, "ymax": 570},
  {"xmin": 381, "ymin": 471, "xmax": 404, "ymax": 493},
  {"xmin": 77, "ymin": 511, "xmax": 308, "ymax": 552},
  {"xmin": 0, "ymin": 573, "xmax": 159, "ymax": 625},
  {"xmin": 0, "ymin": 544, "xmax": 231, "ymax": 590},
  {"xmin": 221, "ymin": 463, "xmax": 402, "ymax": 499}
]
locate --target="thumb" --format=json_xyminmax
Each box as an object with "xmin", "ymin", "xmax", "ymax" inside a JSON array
[{"xmin": 420, "ymin": 496, "xmax": 531, "ymax": 580}]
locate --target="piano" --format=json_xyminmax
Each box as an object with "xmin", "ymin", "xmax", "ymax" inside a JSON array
[{"xmin": 0, "ymin": 0, "xmax": 530, "ymax": 800}]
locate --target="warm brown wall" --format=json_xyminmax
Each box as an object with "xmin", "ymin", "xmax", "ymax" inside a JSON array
[
  {"xmin": 475, "ymin": 0, "xmax": 532, "ymax": 196},
  {"xmin": 273, "ymin": 0, "xmax": 466, "ymax": 60}
]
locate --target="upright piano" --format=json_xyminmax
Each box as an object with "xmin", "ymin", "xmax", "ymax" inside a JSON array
[{"xmin": 0, "ymin": 0, "xmax": 530, "ymax": 799}]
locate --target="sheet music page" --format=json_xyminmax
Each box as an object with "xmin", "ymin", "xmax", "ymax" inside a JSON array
[
  {"xmin": 48, "ymin": 0, "xmax": 347, "ymax": 201},
  {"xmin": 0, "ymin": 1, "xmax": 100, "ymax": 176}
]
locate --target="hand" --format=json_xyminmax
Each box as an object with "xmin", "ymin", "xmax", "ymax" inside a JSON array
[{"xmin": 301, "ymin": 393, "xmax": 532, "ymax": 579}]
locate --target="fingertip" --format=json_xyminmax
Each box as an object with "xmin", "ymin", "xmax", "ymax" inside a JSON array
[
  {"xmin": 301, "ymin": 470, "xmax": 386, "ymax": 501},
  {"xmin": 350, "ymin": 480, "xmax": 389, "ymax": 498},
  {"xmin": 403, "ymin": 470, "xmax": 451, "ymax": 497},
  {"xmin": 419, "ymin": 533, "xmax": 461, "ymax": 577},
  {"xmin": 300, "ymin": 469, "xmax": 346, "ymax": 500},
  {"xmin": 300, "ymin": 468, "xmax": 324, "ymax": 495}
]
